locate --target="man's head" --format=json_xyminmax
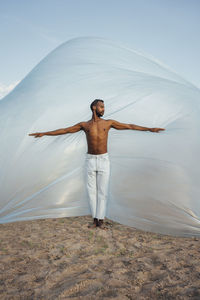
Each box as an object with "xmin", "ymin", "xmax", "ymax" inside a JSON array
[{"xmin": 90, "ymin": 99, "xmax": 104, "ymax": 117}]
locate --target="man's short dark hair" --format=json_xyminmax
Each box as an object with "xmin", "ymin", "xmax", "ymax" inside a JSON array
[{"xmin": 90, "ymin": 99, "xmax": 104, "ymax": 111}]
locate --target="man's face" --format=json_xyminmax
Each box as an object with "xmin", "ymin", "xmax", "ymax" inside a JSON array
[{"xmin": 95, "ymin": 101, "xmax": 105, "ymax": 117}]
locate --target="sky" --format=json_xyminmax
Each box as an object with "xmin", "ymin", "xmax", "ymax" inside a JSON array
[{"xmin": 0, "ymin": 0, "xmax": 200, "ymax": 98}]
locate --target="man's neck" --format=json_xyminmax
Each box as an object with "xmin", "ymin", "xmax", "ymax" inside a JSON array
[{"xmin": 92, "ymin": 112, "xmax": 102, "ymax": 122}]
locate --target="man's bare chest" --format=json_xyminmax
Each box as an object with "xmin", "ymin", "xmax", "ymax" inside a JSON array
[{"xmin": 83, "ymin": 121, "xmax": 109, "ymax": 137}]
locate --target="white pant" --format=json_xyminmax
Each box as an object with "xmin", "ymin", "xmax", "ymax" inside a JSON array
[{"xmin": 85, "ymin": 153, "xmax": 110, "ymax": 219}]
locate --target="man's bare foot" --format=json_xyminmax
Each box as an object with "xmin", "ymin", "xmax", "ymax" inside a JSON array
[
  {"xmin": 105, "ymin": 220, "xmax": 113, "ymax": 227},
  {"xmin": 88, "ymin": 218, "xmax": 98, "ymax": 228},
  {"xmin": 98, "ymin": 219, "xmax": 108, "ymax": 230}
]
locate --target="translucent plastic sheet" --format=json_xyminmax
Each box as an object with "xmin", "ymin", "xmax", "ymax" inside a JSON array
[{"xmin": 1, "ymin": 37, "xmax": 200, "ymax": 236}]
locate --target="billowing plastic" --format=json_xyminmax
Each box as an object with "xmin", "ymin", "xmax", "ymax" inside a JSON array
[{"xmin": 1, "ymin": 37, "xmax": 200, "ymax": 236}]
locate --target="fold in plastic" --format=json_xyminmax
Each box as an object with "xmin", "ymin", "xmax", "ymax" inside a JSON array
[{"xmin": 1, "ymin": 37, "xmax": 200, "ymax": 236}]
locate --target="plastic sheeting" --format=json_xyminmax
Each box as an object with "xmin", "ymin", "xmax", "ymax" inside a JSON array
[{"xmin": 1, "ymin": 37, "xmax": 200, "ymax": 236}]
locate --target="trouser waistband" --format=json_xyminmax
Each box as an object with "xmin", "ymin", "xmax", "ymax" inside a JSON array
[{"xmin": 86, "ymin": 153, "xmax": 109, "ymax": 158}]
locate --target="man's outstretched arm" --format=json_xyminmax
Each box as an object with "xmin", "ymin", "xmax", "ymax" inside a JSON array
[
  {"xmin": 109, "ymin": 120, "xmax": 165, "ymax": 133},
  {"xmin": 29, "ymin": 122, "xmax": 84, "ymax": 138}
]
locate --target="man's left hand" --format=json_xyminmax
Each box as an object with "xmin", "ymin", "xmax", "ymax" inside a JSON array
[{"xmin": 150, "ymin": 128, "xmax": 165, "ymax": 133}]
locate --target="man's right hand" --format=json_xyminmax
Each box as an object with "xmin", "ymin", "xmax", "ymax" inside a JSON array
[{"xmin": 29, "ymin": 133, "xmax": 45, "ymax": 138}]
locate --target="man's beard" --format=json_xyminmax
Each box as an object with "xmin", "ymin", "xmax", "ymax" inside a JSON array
[{"xmin": 96, "ymin": 111, "xmax": 103, "ymax": 117}]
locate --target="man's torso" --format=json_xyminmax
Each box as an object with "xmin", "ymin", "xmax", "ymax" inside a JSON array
[{"xmin": 82, "ymin": 119, "xmax": 112, "ymax": 155}]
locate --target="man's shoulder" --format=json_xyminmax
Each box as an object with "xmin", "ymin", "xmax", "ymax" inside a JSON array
[
  {"xmin": 104, "ymin": 119, "xmax": 114, "ymax": 129},
  {"xmin": 79, "ymin": 120, "xmax": 90, "ymax": 129},
  {"xmin": 99, "ymin": 119, "xmax": 113, "ymax": 126},
  {"xmin": 105, "ymin": 119, "xmax": 114, "ymax": 125}
]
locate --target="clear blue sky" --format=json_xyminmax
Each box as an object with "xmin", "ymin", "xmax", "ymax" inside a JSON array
[{"xmin": 0, "ymin": 0, "xmax": 200, "ymax": 97}]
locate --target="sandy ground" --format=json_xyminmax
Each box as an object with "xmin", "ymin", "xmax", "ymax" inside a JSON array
[{"xmin": 0, "ymin": 216, "xmax": 200, "ymax": 300}]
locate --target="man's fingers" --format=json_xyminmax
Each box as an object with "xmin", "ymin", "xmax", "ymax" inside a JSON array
[
  {"xmin": 152, "ymin": 128, "xmax": 165, "ymax": 133},
  {"xmin": 35, "ymin": 134, "xmax": 42, "ymax": 138},
  {"xmin": 29, "ymin": 133, "xmax": 42, "ymax": 138}
]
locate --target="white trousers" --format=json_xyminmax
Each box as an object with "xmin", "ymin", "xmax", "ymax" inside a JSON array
[{"xmin": 85, "ymin": 153, "xmax": 110, "ymax": 220}]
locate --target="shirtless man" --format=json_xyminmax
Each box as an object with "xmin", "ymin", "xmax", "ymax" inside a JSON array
[{"xmin": 29, "ymin": 99, "xmax": 165, "ymax": 229}]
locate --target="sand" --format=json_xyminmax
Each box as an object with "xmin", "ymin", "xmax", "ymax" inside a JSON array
[{"xmin": 0, "ymin": 216, "xmax": 200, "ymax": 299}]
